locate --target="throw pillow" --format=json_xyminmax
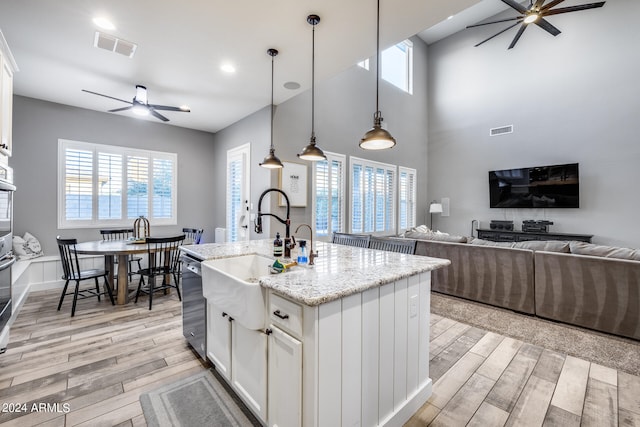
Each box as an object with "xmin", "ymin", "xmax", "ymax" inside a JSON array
[{"xmin": 13, "ymin": 232, "xmax": 44, "ymax": 260}]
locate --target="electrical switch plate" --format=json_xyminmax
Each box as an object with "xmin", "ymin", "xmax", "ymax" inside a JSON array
[{"xmin": 409, "ymin": 295, "xmax": 418, "ymax": 318}]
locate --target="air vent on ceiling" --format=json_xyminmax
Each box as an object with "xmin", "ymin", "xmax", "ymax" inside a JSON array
[
  {"xmin": 93, "ymin": 32, "xmax": 137, "ymax": 58},
  {"xmin": 489, "ymin": 125, "xmax": 513, "ymax": 136}
]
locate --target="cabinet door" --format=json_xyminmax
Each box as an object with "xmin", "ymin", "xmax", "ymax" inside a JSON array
[
  {"xmin": 206, "ymin": 303, "xmax": 231, "ymax": 380},
  {"xmin": 232, "ymin": 323, "xmax": 267, "ymax": 422},
  {"xmin": 268, "ymin": 326, "xmax": 302, "ymax": 427},
  {"xmin": 0, "ymin": 58, "xmax": 13, "ymax": 157}
]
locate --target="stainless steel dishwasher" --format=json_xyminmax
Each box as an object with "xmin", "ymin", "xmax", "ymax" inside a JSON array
[{"xmin": 181, "ymin": 253, "xmax": 206, "ymax": 360}]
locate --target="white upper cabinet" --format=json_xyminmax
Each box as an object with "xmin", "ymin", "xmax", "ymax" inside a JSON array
[{"xmin": 0, "ymin": 30, "xmax": 18, "ymax": 159}]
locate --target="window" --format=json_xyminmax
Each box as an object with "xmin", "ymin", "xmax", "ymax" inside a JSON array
[
  {"xmin": 350, "ymin": 157, "xmax": 396, "ymax": 235},
  {"xmin": 58, "ymin": 139, "xmax": 177, "ymax": 228},
  {"xmin": 381, "ymin": 39, "xmax": 413, "ymax": 94},
  {"xmin": 398, "ymin": 167, "xmax": 417, "ymax": 232},
  {"xmin": 312, "ymin": 152, "xmax": 346, "ymax": 238}
]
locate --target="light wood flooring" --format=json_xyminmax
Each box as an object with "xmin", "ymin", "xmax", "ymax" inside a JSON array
[{"xmin": 1, "ymin": 289, "xmax": 639, "ymax": 426}]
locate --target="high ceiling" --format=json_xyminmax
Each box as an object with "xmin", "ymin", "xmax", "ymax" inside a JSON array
[{"xmin": 0, "ymin": 0, "xmax": 502, "ymax": 133}]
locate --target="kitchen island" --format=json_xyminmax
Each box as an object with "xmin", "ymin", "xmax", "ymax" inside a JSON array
[{"xmin": 181, "ymin": 239, "xmax": 450, "ymax": 427}]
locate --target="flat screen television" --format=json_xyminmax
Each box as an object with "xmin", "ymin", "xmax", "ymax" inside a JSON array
[{"xmin": 489, "ymin": 163, "xmax": 579, "ymax": 208}]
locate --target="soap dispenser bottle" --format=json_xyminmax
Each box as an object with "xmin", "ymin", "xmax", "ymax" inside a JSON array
[
  {"xmin": 297, "ymin": 240, "xmax": 308, "ymax": 266},
  {"xmin": 273, "ymin": 232, "xmax": 283, "ymax": 257}
]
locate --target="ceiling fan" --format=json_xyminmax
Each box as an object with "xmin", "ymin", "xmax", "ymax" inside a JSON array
[
  {"xmin": 82, "ymin": 85, "xmax": 190, "ymax": 122},
  {"xmin": 467, "ymin": 0, "xmax": 605, "ymax": 49}
]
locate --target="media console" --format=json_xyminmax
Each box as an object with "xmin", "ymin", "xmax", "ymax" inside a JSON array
[{"xmin": 477, "ymin": 229, "xmax": 592, "ymax": 243}]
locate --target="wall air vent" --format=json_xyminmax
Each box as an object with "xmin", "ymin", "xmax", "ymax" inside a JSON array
[
  {"xmin": 93, "ymin": 32, "xmax": 137, "ymax": 58},
  {"xmin": 489, "ymin": 125, "xmax": 513, "ymax": 136}
]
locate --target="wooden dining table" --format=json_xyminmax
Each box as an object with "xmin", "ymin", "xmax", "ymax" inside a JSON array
[{"xmin": 71, "ymin": 239, "xmax": 151, "ymax": 305}]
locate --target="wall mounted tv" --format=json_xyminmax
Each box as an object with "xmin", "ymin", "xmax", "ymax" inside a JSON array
[{"xmin": 489, "ymin": 163, "xmax": 579, "ymax": 208}]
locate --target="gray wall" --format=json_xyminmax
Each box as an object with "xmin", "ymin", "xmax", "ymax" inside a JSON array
[
  {"xmin": 427, "ymin": 0, "xmax": 640, "ymax": 248},
  {"xmin": 211, "ymin": 35, "xmax": 430, "ymax": 241},
  {"xmin": 11, "ymin": 95, "xmax": 217, "ymax": 255},
  {"xmin": 209, "ymin": 106, "xmax": 272, "ymax": 240}
]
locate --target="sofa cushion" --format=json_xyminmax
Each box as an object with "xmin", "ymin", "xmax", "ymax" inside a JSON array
[
  {"xmin": 403, "ymin": 230, "xmax": 467, "ymax": 243},
  {"xmin": 512, "ymin": 240, "xmax": 570, "ymax": 253},
  {"xmin": 569, "ymin": 241, "xmax": 640, "ymax": 261},
  {"xmin": 467, "ymin": 237, "xmax": 515, "ymax": 248}
]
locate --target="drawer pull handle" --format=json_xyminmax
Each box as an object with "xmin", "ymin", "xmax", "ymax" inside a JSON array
[
  {"xmin": 265, "ymin": 328, "xmax": 273, "ymax": 335},
  {"xmin": 273, "ymin": 310, "xmax": 289, "ymax": 320},
  {"xmin": 222, "ymin": 312, "xmax": 227, "ymax": 317}
]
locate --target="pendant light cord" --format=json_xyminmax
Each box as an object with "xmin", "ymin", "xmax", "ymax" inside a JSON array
[
  {"xmin": 271, "ymin": 53, "xmax": 275, "ymax": 150},
  {"xmin": 375, "ymin": 0, "xmax": 381, "ymax": 116},
  {"xmin": 311, "ymin": 20, "xmax": 316, "ymax": 139}
]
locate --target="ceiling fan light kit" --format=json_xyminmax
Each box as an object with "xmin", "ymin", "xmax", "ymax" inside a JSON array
[
  {"xmin": 298, "ymin": 14, "xmax": 327, "ymax": 162},
  {"xmin": 360, "ymin": 0, "xmax": 396, "ymax": 151},
  {"xmin": 467, "ymin": 0, "xmax": 605, "ymax": 49},
  {"xmin": 82, "ymin": 84, "xmax": 190, "ymax": 122}
]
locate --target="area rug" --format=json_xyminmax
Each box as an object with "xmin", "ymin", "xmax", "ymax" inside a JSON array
[
  {"xmin": 431, "ymin": 292, "xmax": 640, "ymax": 376},
  {"xmin": 140, "ymin": 369, "xmax": 259, "ymax": 427}
]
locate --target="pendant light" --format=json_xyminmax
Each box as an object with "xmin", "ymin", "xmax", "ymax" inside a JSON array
[
  {"xmin": 260, "ymin": 48, "xmax": 284, "ymax": 169},
  {"xmin": 297, "ymin": 14, "xmax": 327, "ymax": 162},
  {"xmin": 359, "ymin": 0, "xmax": 396, "ymax": 150}
]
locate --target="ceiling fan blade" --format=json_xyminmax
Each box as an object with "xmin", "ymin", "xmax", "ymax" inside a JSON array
[
  {"xmin": 533, "ymin": 0, "xmax": 546, "ymax": 8},
  {"xmin": 149, "ymin": 108, "xmax": 169, "ymax": 122},
  {"xmin": 508, "ymin": 25, "xmax": 528, "ymax": 49},
  {"xmin": 501, "ymin": 0, "xmax": 529, "ymax": 14},
  {"xmin": 466, "ymin": 16, "xmax": 523, "ymax": 29},
  {"xmin": 108, "ymin": 106, "xmax": 133, "ymax": 113},
  {"xmin": 535, "ymin": 17, "xmax": 562, "ymax": 36},
  {"xmin": 541, "ymin": 0, "xmax": 565, "ymax": 11},
  {"xmin": 474, "ymin": 21, "xmax": 523, "ymax": 47},
  {"xmin": 544, "ymin": 2, "xmax": 605, "ymax": 17},
  {"xmin": 148, "ymin": 104, "xmax": 190, "ymax": 112},
  {"xmin": 82, "ymin": 89, "xmax": 132, "ymax": 105}
]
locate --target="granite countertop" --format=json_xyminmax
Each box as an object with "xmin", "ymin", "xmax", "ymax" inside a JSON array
[{"xmin": 181, "ymin": 239, "xmax": 450, "ymax": 306}]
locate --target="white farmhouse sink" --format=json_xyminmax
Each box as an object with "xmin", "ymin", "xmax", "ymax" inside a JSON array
[{"xmin": 201, "ymin": 254, "xmax": 272, "ymax": 330}]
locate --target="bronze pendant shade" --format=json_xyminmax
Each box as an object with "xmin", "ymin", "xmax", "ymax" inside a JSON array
[
  {"xmin": 360, "ymin": 0, "xmax": 396, "ymax": 150},
  {"xmin": 260, "ymin": 48, "xmax": 284, "ymax": 169},
  {"xmin": 298, "ymin": 14, "xmax": 327, "ymax": 162}
]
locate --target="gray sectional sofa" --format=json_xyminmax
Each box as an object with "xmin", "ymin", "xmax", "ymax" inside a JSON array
[{"xmin": 396, "ymin": 230, "xmax": 640, "ymax": 341}]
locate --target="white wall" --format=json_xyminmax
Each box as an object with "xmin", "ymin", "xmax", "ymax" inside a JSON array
[
  {"xmin": 11, "ymin": 96, "xmax": 218, "ymax": 254},
  {"xmin": 427, "ymin": 0, "xmax": 640, "ymax": 247}
]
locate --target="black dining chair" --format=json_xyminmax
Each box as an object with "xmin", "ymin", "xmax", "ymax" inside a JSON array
[
  {"xmin": 99, "ymin": 229, "xmax": 143, "ymax": 282},
  {"xmin": 182, "ymin": 227, "xmax": 204, "ymax": 245},
  {"xmin": 331, "ymin": 232, "xmax": 371, "ymax": 248},
  {"xmin": 135, "ymin": 235, "xmax": 185, "ymax": 310},
  {"xmin": 56, "ymin": 237, "xmax": 115, "ymax": 317}
]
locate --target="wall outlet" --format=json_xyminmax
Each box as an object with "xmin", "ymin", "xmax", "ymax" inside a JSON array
[{"xmin": 409, "ymin": 295, "xmax": 418, "ymax": 318}]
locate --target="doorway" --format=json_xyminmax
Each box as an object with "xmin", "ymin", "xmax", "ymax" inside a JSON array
[{"xmin": 226, "ymin": 143, "xmax": 251, "ymax": 242}]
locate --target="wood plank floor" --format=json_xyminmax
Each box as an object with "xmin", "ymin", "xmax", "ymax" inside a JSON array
[{"xmin": 1, "ymin": 289, "xmax": 639, "ymax": 426}]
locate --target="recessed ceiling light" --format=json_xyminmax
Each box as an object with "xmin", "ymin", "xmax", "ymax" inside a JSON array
[
  {"xmin": 220, "ymin": 63, "xmax": 236, "ymax": 74},
  {"xmin": 284, "ymin": 81, "xmax": 300, "ymax": 90},
  {"xmin": 93, "ymin": 17, "xmax": 116, "ymax": 31},
  {"xmin": 179, "ymin": 105, "xmax": 190, "ymax": 111}
]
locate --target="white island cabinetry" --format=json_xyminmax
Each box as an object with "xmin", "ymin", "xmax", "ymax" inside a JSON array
[
  {"xmin": 206, "ymin": 302, "xmax": 268, "ymax": 422},
  {"xmin": 186, "ymin": 240, "xmax": 449, "ymax": 427}
]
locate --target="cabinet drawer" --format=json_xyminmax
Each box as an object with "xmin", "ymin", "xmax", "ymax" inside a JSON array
[{"xmin": 269, "ymin": 293, "xmax": 303, "ymax": 338}]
